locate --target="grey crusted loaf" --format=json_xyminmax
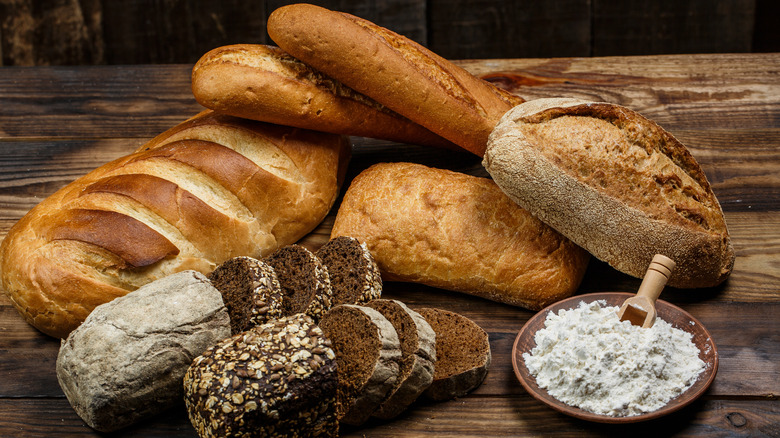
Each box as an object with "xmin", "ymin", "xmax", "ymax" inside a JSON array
[
  {"xmin": 56, "ymin": 270, "xmax": 230, "ymax": 432},
  {"xmin": 208, "ymin": 256, "xmax": 283, "ymax": 334},
  {"xmin": 315, "ymin": 236, "xmax": 382, "ymax": 306},
  {"xmin": 416, "ymin": 307, "xmax": 491, "ymax": 401},
  {"xmin": 365, "ymin": 299, "xmax": 436, "ymax": 419},
  {"xmin": 483, "ymin": 98, "xmax": 734, "ymax": 288},
  {"xmin": 183, "ymin": 313, "xmax": 338, "ymax": 438},
  {"xmin": 318, "ymin": 304, "xmax": 402, "ymax": 426},
  {"xmin": 265, "ymin": 244, "xmax": 334, "ymax": 322}
]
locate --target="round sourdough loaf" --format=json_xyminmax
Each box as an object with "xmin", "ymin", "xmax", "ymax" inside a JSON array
[
  {"xmin": 315, "ymin": 236, "xmax": 382, "ymax": 306},
  {"xmin": 416, "ymin": 307, "xmax": 491, "ymax": 401},
  {"xmin": 318, "ymin": 304, "xmax": 402, "ymax": 426},
  {"xmin": 483, "ymin": 98, "xmax": 735, "ymax": 288},
  {"xmin": 207, "ymin": 256, "xmax": 283, "ymax": 334},
  {"xmin": 183, "ymin": 313, "xmax": 338, "ymax": 438},
  {"xmin": 0, "ymin": 110, "xmax": 350, "ymax": 338}
]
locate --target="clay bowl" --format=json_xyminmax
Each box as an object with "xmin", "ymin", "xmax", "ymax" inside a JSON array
[{"xmin": 512, "ymin": 292, "xmax": 718, "ymax": 424}]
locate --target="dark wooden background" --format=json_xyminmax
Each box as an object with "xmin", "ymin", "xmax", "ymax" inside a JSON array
[{"xmin": 1, "ymin": 0, "xmax": 778, "ymax": 67}]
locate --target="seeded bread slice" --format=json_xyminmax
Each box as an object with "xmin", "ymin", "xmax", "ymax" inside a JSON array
[
  {"xmin": 416, "ymin": 307, "xmax": 491, "ymax": 401},
  {"xmin": 265, "ymin": 244, "xmax": 333, "ymax": 322},
  {"xmin": 183, "ymin": 313, "xmax": 338, "ymax": 438},
  {"xmin": 208, "ymin": 256, "xmax": 283, "ymax": 334},
  {"xmin": 316, "ymin": 236, "xmax": 382, "ymax": 305},
  {"xmin": 366, "ymin": 299, "xmax": 436, "ymax": 419},
  {"xmin": 318, "ymin": 304, "xmax": 402, "ymax": 426}
]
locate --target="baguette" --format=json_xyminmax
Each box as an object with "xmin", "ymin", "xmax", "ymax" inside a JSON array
[
  {"xmin": 267, "ymin": 3, "xmax": 524, "ymax": 156},
  {"xmin": 483, "ymin": 98, "xmax": 734, "ymax": 288},
  {"xmin": 330, "ymin": 162, "xmax": 590, "ymax": 310},
  {"xmin": 192, "ymin": 44, "xmax": 455, "ymax": 148},
  {"xmin": 0, "ymin": 110, "xmax": 350, "ymax": 338}
]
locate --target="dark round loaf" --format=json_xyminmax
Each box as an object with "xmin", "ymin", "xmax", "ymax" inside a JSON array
[
  {"xmin": 316, "ymin": 236, "xmax": 382, "ymax": 306},
  {"xmin": 207, "ymin": 256, "xmax": 283, "ymax": 334},
  {"xmin": 183, "ymin": 313, "xmax": 338, "ymax": 437}
]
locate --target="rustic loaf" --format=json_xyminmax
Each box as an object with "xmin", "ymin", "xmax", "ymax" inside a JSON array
[
  {"xmin": 416, "ymin": 307, "xmax": 491, "ymax": 401},
  {"xmin": 483, "ymin": 98, "xmax": 735, "ymax": 288},
  {"xmin": 192, "ymin": 44, "xmax": 455, "ymax": 148},
  {"xmin": 0, "ymin": 110, "xmax": 351, "ymax": 338},
  {"xmin": 365, "ymin": 299, "xmax": 436, "ymax": 419},
  {"xmin": 330, "ymin": 162, "xmax": 590, "ymax": 310},
  {"xmin": 318, "ymin": 304, "xmax": 402, "ymax": 426},
  {"xmin": 267, "ymin": 3, "xmax": 524, "ymax": 156},
  {"xmin": 56, "ymin": 270, "xmax": 230, "ymax": 432},
  {"xmin": 183, "ymin": 313, "xmax": 339, "ymax": 438}
]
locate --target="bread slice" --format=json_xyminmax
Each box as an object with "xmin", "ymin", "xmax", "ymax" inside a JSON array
[
  {"xmin": 315, "ymin": 236, "xmax": 382, "ymax": 306},
  {"xmin": 365, "ymin": 299, "xmax": 436, "ymax": 419},
  {"xmin": 318, "ymin": 304, "xmax": 402, "ymax": 426},
  {"xmin": 183, "ymin": 313, "xmax": 338, "ymax": 437},
  {"xmin": 265, "ymin": 245, "xmax": 333, "ymax": 322},
  {"xmin": 483, "ymin": 98, "xmax": 735, "ymax": 288},
  {"xmin": 415, "ymin": 307, "xmax": 491, "ymax": 401},
  {"xmin": 207, "ymin": 256, "xmax": 283, "ymax": 334}
]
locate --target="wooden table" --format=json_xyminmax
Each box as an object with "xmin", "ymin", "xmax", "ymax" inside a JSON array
[{"xmin": 0, "ymin": 54, "xmax": 778, "ymax": 436}]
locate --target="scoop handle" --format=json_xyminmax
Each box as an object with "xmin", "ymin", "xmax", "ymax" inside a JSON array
[{"xmin": 636, "ymin": 254, "xmax": 676, "ymax": 302}]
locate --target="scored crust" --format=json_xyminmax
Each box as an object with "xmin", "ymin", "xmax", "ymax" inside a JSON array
[{"xmin": 483, "ymin": 98, "xmax": 735, "ymax": 288}]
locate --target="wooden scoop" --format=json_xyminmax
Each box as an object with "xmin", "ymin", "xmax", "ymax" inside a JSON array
[{"xmin": 617, "ymin": 254, "xmax": 676, "ymax": 328}]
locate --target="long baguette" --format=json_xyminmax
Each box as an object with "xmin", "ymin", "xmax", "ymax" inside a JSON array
[
  {"xmin": 0, "ymin": 110, "xmax": 350, "ymax": 338},
  {"xmin": 267, "ymin": 3, "xmax": 524, "ymax": 156},
  {"xmin": 483, "ymin": 98, "xmax": 734, "ymax": 288},
  {"xmin": 192, "ymin": 44, "xmax": 455, "ymax": 148}
]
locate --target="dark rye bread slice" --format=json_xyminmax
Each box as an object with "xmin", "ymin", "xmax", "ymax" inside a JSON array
[
  {"xmin": 365, "ymin": 299, "xmax": 436, "ymax": 419},
  {"xmin": 316, "ymin": 236, "xmax": 382, "ymax": 306},
  {"xmin": 207, "ymin": 256, "xmax": 283, "ymax": 334},
  {"xmin": 416, "ymin": 307, "xmax": 491, "ymax": 401},
  {"xmin": 183, "ymin": 313, "xmax": 338, "ymax": 438},
  {"xmin": 318, "ymin": 304, "xmax": 402, "ymax": 426},
  {"xmin": 265, "ymin": 244, "xmax": 333, "ymax": 322}
]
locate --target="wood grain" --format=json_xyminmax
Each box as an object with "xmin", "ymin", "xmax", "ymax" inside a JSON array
[{"xmin": 0, "ymin": 55, "xmax": 777, "ymax": 435}]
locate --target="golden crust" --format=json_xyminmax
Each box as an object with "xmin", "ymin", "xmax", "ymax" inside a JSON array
[
  {"xmin": 0, "ymin": 110, "xmax": 350, "ymax": 338},
  {"xmin": 331, "ymin": 162, "xmax": 590, "ymax": 310},
  {"xmin": 483, "ymin": 98, "xmax": 734, "ymax": 288},
  {"xmin": 267, "ymin": 4, "xmax": 524, "ymax": 156}
]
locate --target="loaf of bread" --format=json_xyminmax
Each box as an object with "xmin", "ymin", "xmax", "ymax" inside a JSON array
[
  {"xmin": 483, "ymin": 98, "xmax": 735, "ymax": 288},
  {"xmin": 267, "ymin": 3, "xmax": 524, "ymax": 156},
  {"xmin": 0, "ymin": 110, "xmax": 350, "ymax": 338},
  {"xmin": 57, "ymin": 270, "xmax": 230, "ymax": 432},
  {"xmin": 331, "ymin": 162, "xmax": 590, "ymax": 310},
  {"xmin": 183, "ymin": 313, "xmax": 339, "ymax": 438},
  {"xmin": 192, "ymin": 44, "xmax": 455, "ymax": 149}
]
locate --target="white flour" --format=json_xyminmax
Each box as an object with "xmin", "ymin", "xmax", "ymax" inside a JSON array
[{"xmin": 523, "ymin": 300, "xmax": 705, "ymax": 417}]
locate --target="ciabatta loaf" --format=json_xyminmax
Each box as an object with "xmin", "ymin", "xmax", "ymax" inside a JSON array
[
  {"xmin": 267, "ymin": 3, "xmax": 524, "ymax": 156},
  {"xmin": 331, "ymin": 162, "xmax": 590, "ymax": 310},
  {"xmin": 483, "ymin": 98, "xmax": 734, "ymax": 288},
  {"xmin": 0, "ymin": 110, "xmax": 350, "ymax": 338}
]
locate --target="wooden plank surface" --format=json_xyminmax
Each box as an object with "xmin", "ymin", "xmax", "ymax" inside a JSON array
[{"xmin": 0, "ymin": 54, "xmax": 778, "ymax": 436}]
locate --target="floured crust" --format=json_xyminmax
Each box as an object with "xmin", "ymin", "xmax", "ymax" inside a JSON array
[
  {"xmin": 267, "ymin": 3, "xmax": 524, "ymax": 156},
  {"xmin": 483, "ymin": 98, "xmax": 735, "ymax": 288},
  {"xmin": 192, "ymin": 44, "xmax": 455, "ymax": 148},
  {"xmin": 0, "ymin": 110, "xmax": 351, "ymax": 338},
  {"xmin": 331, "ymin": 162, "xmax": 590, "ymax": 310}
]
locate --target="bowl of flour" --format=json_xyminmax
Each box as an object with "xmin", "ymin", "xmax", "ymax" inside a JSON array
[{"xmin": 512, "ymin": 292, "xmax": 718, "ymax": 423}]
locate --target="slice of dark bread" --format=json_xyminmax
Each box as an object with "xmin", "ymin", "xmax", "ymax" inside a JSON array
[
  {"xmin": 265, "ymin": 244, "xmax": 333, "ymax": 322},
  {"xmin": 415, "ymin": 307, "xmax": 491, "ymax": 401},
  {"xmin": 208, "ymin": 256, "xmax": 283, "ymax": 334},
  {"xmin": 365, "ymin": 299, "xmax": 436, "ymax": 419},
  {"xmin": 318, "ymin": 304, "xmax": 402, "ymax": 426},
  {"xmin": 316, "ymin": 236, "xmax": 382, "ymax": 305},
  {"xmin": 183, "ymin": 313, "xmax": 338, "ymax": 438}
]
